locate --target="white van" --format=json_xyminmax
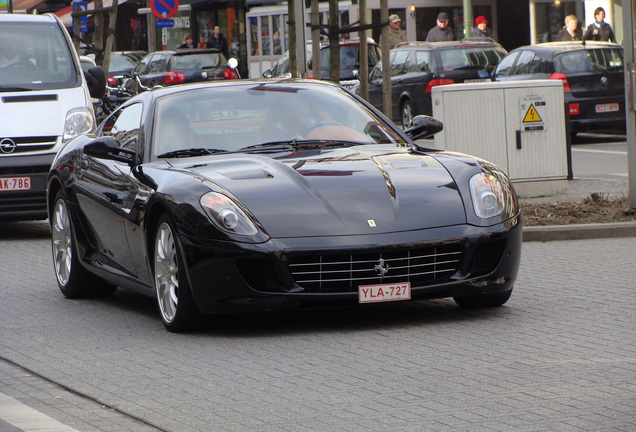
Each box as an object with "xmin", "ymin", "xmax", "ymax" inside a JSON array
[{"xmin": 0, "ymin": 13, "xmax": 105, "ymax": 221}]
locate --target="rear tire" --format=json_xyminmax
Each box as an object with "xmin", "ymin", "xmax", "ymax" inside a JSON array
[
  {"xmin": 153, "ymin": 214, "xmax": 201, "ymax": 332},
  {"xmin": 50, "ymin": 190, "xmax": 117, "ymax": 298},
  {"xmin": 401, "ymin": 100, "xmax": 413, "ymax": 129},
  {"xmin": 453, "ymin": 289, "xmax": 513, "ymax": 308}
]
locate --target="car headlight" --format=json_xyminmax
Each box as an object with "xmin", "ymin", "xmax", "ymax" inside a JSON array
[
  {"xmin": 63, "ymin": 107, "xmax": 95, "ymax": 141},
  {"xmin": 200, "ymin": 192, "xmax": 259, "ymax": 236},
  {"xmin": 469, "ymin": 162, "xmax": 519, "ymax": 220}
]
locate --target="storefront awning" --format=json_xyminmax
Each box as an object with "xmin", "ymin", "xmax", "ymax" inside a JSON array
[
  {"xmin": 1, "ymin": 0, "xmax": 47, "ymax": 12},
  {"xmin": 55, "ymin": 0, "xmax": 128, "ymax": 26}
]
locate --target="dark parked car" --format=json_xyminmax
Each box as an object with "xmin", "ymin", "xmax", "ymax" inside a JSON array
[
  {"xmin": 107, "ymin": 51, "xmax": 144, "ymax": 86},
  {"xmin": 262, "ymin": 39, "xmax": 382, "ymax": 89},
  {"xmin": 357, "ymin": 39, "xmax": 507, "ymax": 127},
  {"xmin": 492, "ymin": 41, "xmax": 625, "ymax": 135},
  {"xmin": 47, "ymin": 79, "xmax": 521, "ymax": 332},
  {"xmin": 122, "ymin": 49, "xmax": 237, "ymax": 93}
]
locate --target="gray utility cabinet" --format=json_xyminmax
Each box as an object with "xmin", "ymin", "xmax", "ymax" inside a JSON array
[{"xmin": 431, "ymin": 80, "xmax": 569, "ymax": 197}]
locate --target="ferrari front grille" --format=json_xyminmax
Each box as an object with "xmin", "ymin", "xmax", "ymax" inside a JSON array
[{"xmin": 288, "ymin": 244, "xmax": 463, "ymax": 293}]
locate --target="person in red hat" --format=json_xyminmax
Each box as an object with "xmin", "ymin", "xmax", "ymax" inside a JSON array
[{"xmin": 472, "ymin": 16, "xmax": 494, "ymax": 40}]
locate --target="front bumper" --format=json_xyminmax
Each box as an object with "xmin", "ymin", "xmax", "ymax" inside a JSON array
[{"xmin": 179, "ymin": 218, "xmax": 522, "ymax": 314}]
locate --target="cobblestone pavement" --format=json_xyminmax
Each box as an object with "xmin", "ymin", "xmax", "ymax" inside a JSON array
[{"xmin": 1, "ymin": 221, "xmax": 635, "ymax": 432}]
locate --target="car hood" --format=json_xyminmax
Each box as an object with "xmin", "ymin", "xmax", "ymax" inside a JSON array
[
  {"xmin": 0, "ymin": 87, "xmax": 86, "ymax": 137},
  {"xmin": 171, "ymin": 145, "xmax": 467, "ymax": 237}
]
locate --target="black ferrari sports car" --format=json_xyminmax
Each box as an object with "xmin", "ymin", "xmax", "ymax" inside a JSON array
[{"xmin": 47, "ymin": 79, "xmax": 522, "ymax": 332}]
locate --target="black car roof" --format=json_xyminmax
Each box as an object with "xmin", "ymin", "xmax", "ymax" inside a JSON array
[
  {"xmin": 510, "ymin": 41, "xmax": 622, "ymax": 54},
  {"xmin": 394, "ymin": 38, "xmax": 504, "ymax": 50}
]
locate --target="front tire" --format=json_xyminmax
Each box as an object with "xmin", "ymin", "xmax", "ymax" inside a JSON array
[
  {"xmin": 50, "ymin": 190, "xmax": 116, "ymax": 298},
  {"xmin": 153, "ymin": 215, "xmax": 200, "ymax": 332},
  {"xmin": 453, "ymin": 289, "xmax": 513, "ymax": 308}
]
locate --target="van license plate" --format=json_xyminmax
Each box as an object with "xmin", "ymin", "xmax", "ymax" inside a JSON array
[
  {"xmin": 359, "ymin": 282, "xmax": 411, "ymax": 303},
  {"xmin": 596, "ymin": 103, "xmax": 619, "ymax": 113},
  {"xmin": 0, "ymin": 177, "xmax": 31, "ymax": 191}
]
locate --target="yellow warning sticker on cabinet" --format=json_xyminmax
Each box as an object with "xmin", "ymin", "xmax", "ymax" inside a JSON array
[
  {"xmin": 520, "ymin": 96, "xmax": 546, "ymax": 131},
  {"xmin": 523, "ymin": 105, "xmax": 542, "ymax": 123}
]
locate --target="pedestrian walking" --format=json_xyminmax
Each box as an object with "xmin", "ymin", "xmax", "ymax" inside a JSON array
[
  {"xmin": 472, "ymin": 16, "xmax": 493, "ymax": 40},
  {"xmin": 584, "ymin": 7, "xmax": 615, "ymax": 42},
  {"xmin": 556, "ymin": 15, "xmax": 582, "ymax": 41},
  {"xmin": 426, "ymin": 12, "xmax": 455, "ymax": 42},
  {"xmin": 206, "ymin": 26, "xmax": 229, "ymax": 58},
  {"xmin": 380, "ymin": 14, "xmax": 407, "ymax": 50}
]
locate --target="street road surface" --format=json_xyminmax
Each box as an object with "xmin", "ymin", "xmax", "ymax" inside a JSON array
[{"xmin": 1, "ymin": 133, "xmax": 634, "ymax": 432}]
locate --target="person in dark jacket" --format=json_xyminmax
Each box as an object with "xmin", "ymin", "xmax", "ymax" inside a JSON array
[
  {"xmin": 584, "ymin": 7, "xmax": 615, "ymax": 42},
  {"xmin": 177, "ymin": 34, "xmax": 195, "ymax": 49},
  {"xmin": 471, "ymin": 16, "xmax": 493, "ymax": 40},
  {"xmin": 206, "ymin": 26, "xmax": 229, "ymax": 58},
  {"xmin": 426, "ymin": 12, "xmax": 455, "ymax": 42},
  {"xmin": 556, "ymin": 15, "xmax": 582, "ymax": 41}
]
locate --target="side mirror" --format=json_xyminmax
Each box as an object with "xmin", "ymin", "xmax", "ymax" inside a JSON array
[
  {"xmin": 262, "ymin": 68, "xmax": 273, "ymax": 78},
  {"xmin": 84, "ymin": 136, "xmax": 138, "ymax": 165},
  {"xmin": 404, "ymin": 115, "xmax": 443, "ymax": 141},
  {"xmin": 84, "ymin": 66, "xmax": 107, "ymax": 99}
]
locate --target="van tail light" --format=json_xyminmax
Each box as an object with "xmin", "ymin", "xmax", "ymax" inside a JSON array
[
  {"xmin": 425, "ymin": 78, "xmax": 455, "ymax": 93},
  {"xmin": 549, "ymin": 72, "xmax": 571, "ymax": 92},
  {"xmin": 569, "ymin": 103, "xmax": 580, "ymax": 116},
  {"xmin": 163, "ymin": 72, "xmax": 186, "ymax": 84},
  {"xmin": 107, "ymin": 76, "xmax": 118, "ymax": 86}
]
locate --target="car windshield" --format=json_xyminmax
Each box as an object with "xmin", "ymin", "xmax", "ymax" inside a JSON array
[
  {"xmin": 153, "ymin": 82, "xmax": 406, "ymax": 157},
  {"xmin": 109, "ymin": 53, "xmax": 137, "ymax": 71},
  {"xmin": 439, "ymin": 46, "xmax": 506, "ymax": 71},
  {"xmin": 557, "ymin": 48, "xmax": 623, "ymax": 73},
  {"xmin": 171, "ymin": 52, "xmax": 227, "ymax": 70},
  {"xmin": 0, "ymin": 22, "xmax": 77, "ymax": 91}
]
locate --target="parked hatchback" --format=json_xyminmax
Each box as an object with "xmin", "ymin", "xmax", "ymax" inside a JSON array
[
  {"xmin": 358, "ymin": 39, "xmax": 507, "ymax": 126},
  {"xmin": 492, "ymin": 41, "xmax": 625, "ymax": 135},
  {"xmin": 122, "ymin": 49, "xmax": 237, "ymax": 93}
]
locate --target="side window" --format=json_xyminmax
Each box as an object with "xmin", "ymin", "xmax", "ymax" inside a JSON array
[
  {"xmin": 493, "ymin": 52, "xmax": 520, "ymax": 78},
  {"xmin": 390, "ymin": 50, "xmax": 410, "ymax": 77},
  {"xmin": 513, "ymin": 51, "xmax": 542, "ymax": 75},
  {"xmin": 149, "ymin": 55, "xmax": 166, "ymax": 73},
  {"xmin": 415, "ymin": 51, "xmax": 431, "ymax": 72},
  {"xmin": 101, "ymin": 103, "xmax": 143, "ymax": 151},
  {"xmin": 134, "ymin": 56, "xmax": 152, "ymax": 75}
]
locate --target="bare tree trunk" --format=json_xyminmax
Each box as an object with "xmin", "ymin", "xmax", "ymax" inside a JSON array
[
  {"xmin": 93, "ymin": 0, "xmax": 105, "ymax": 66},
  {"xmin": 328, "ymin": 0, "xmax": 339, "ymax": 84},
  {"xmin": 310, "ymin": 0, "xmax": 321, "ymax": 79},
  {"xmin": 358, "ymin": 0, "xmax": 369, "ymax": 100},
  {"xmin": 380, "ymin": 0, "xmax": 391, "ymax": 118},
  {"xmin": 288, "ymin": 0, "xmax": 297, "ymax": 77},
  {"xmin": 102, "ymin": 0, "xmax": 119, "ymax": 75}
]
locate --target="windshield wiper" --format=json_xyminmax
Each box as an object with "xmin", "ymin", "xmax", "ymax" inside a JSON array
[
  {"xmin": 157, "ymin": 147, "xmax": 227, "ymax": 158},
  {"xmin": 0, "ymin": 86, "xmax": 33, "ymax": 92},
  {"xmin": 451, "ymin": 65, "xmax": 483, "ymax": 70},
  {"xmin": 239, "ymin": 139, "xmax": 365, "ymax": 153}
]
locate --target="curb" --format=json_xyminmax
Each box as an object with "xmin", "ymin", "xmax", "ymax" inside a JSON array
[{"xmin": 522, "ymin": 221, "xmax": 636, "ymax": 242}]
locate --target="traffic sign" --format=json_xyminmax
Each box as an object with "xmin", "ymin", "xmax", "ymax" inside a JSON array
[
  {"xmin": 150, "ymin": 0, "xmax": 179, "ymax": 19},
  {"xmin": 156, "ymin": 19, "xmax": 175, "ymax": 28},
  {"xmin": 71, "ymin": 1, "xmax": 89, "ymax": 34}
]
